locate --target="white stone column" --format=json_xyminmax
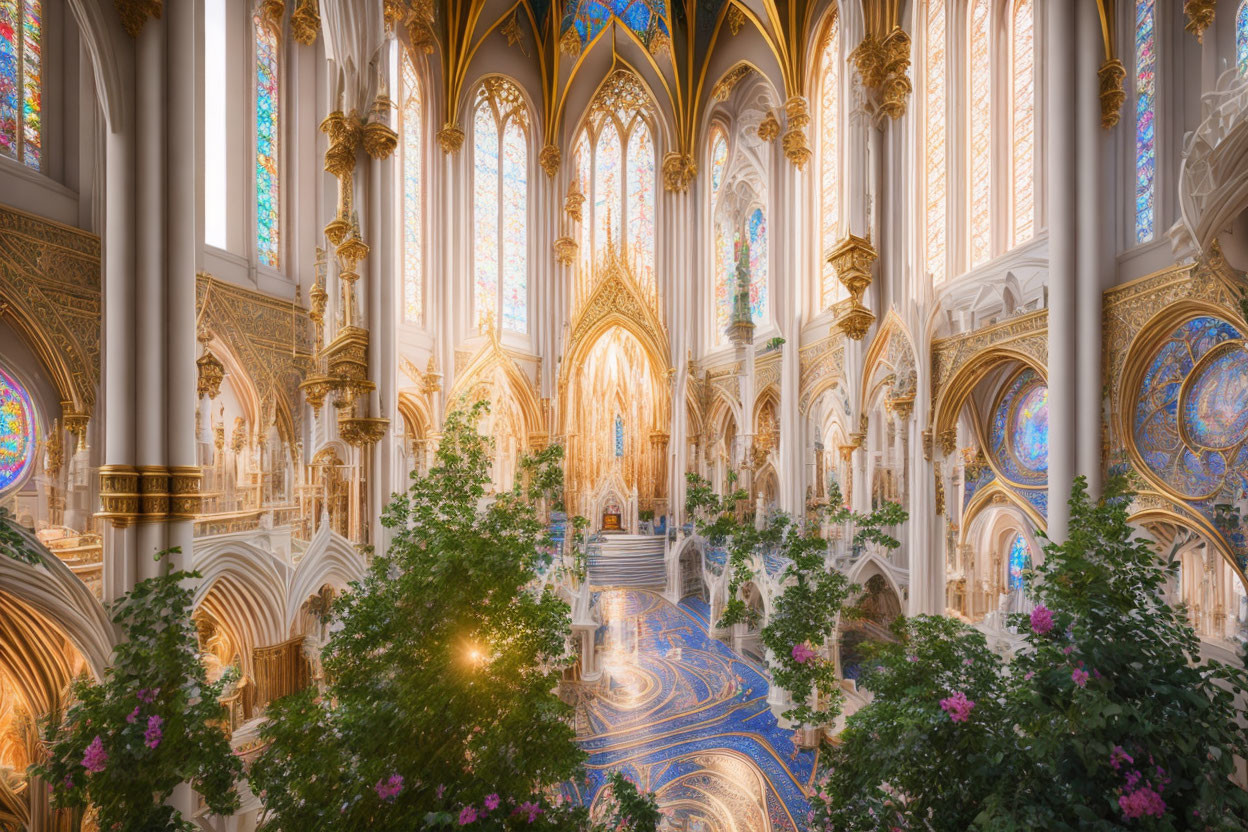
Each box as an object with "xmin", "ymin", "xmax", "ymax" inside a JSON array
[
  {"xmin": 1076, "ymin": 0, "xmax": 1106, "ymax": 498},
  {"xmin": 135, "ymin": 15, "xmax": 169, "ymax": 578},
  {"xmin": 1045, "ymin": 0, "xmax": 1078, "ymax": 541},
  {"xmin": 166, "ymin": 0, "xmax": 198, "ymax": 575},
  {"xmin": 778, "ymin": 152, "xmax": 807, "ymax": 516}
]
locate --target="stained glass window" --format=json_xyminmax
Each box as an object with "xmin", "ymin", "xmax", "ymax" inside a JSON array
[
  {"xmin": 1011, "ymin": 0, "xmax": 1035, "ymax": 247},
  {"xmin": 401, "ymin": 54, "xmax": 423, "ymax": 324},
  {"xmin": 614, "ymin": 414, "xmax": 624, "ymax": 457},
  {"xmin": 0, "ymin": 0, "xmax": 41, "ymax": 169},
  {"xmin": 747, "ymin": 207, "xmax": 767, "ymax": 325},
  {"xmin": 1135, "ymin": 0, "xmax": 1157, "ymax": 243},
  {"xmin": 472, "ymin": 78, "xmax": 529, "ymax": 332},
  {"xmin": 0, "ymin": 366, "xmax": 35, "ymax": 493},
  {"xmin": 594, "ymin": 122, "xmax": 622, "ymax": 255},
  {"xmin": 714, "ymin": 220, "xmax": 737, "ymax": 339},
  {"xmin": 709, "ymin": 128, "xmax": 727, "ymax": 192},
  {"xmin": 819, "ymin": 14, "xmax": 841, "ymax": 307},
  {"xmin": 1239, "ymin": 1, "xmax": 1248, "ymax": 76},
  {"xmin": 924, "ymin": 0, "xmax": 947, "ymax": 284},
  {"xmin": 626, "ymin": 123, "xmax": 654, "ymax": 284},
  {"xmin": 968, "ymin": 0, "xmax": 992, "ymax": 268},
  {"xmin": 560, "ymin": 1, "xmax": 671, "ymax": 54},
  {"xmin": 1008, "ymin": 533, "xmax": 1029, "ymax": 591},
  {"xmin": 575, "ymin": 133, "xmax": 592, "ymax": 269},
  {"xmin": 255, "ymin": 14, "xmax": 281, "ymax": 269}
]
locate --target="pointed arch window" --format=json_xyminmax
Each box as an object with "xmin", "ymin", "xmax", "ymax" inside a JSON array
[
  {"xmin": 0, "ymin": 0, "xmax": 41, "ymax": 169},
  {"xmin": 1008, "ymin": 533, "xmax": 1030, "ymax": 591},
  {"xmin": 714, "ymin": 219, "xmax": 738, "ymax": 338},
  {"xmin": 923, "ymin": 0, "xmax": 948, "ymax": 284},
  {"xmin": 1134, "ymin": 0, "xmax": 1157, "ymax": 243},
  {"xmin": 747, "ymin": 207, "xmax": 768, "ymax": 324},
  {"xmin": 819, "ymin": 12, "xmax": 842, "ymax": 307},
  {"xmin": 577, "ymin": 71, "xmax": 655, "ymax": 282},
  {"xmin": 1239, "ymin": 1, "xmax": 1248, "ymax": 76},
  {"xmin": 1011, "ymin": 0, "xmax": 1036, "ymax": 247},
  {"xmin": 400, "ymin": 53, "xmax": 423, "ymax": 324},
  {"xmin": 709, "ymin": 127, "xmax": 728, "ymax": 193},
  {"xmin": 967, "ymin": 0, "xmax": 992, "ymax": 268},
  {"xmin": 472, "ymin": 77, "xmax": 529, "ymax": 333},
  {"xmin": 255, "ymin": 12, "xmax": 281, "ymax": 269}
]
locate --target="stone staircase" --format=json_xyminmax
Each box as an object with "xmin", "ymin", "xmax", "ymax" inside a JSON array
[{"xmin": 587, "ymin": 534, "xmax": 666, "ymax": 589}]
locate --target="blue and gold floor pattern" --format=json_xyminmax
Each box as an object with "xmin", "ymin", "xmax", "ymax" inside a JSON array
[{"xmin": 569, "ymin": 589, "xmax": 816, "ymax": 832}]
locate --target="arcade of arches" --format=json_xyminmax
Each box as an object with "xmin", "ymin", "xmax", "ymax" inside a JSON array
[{"xmin": 1, "ymin": 0, "xmax": 1248, "ymax": 828}]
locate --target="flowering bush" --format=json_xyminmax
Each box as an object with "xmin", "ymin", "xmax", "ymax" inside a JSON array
[{"xmin": 34, "ymin": 550, "xmax": 242, "ymax": 832}]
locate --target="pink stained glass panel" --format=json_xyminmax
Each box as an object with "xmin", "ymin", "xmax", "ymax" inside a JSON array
[
  {"xmin": 924, "ymin": 0, "xmax": 947, "ymax": 283},
  {"xmin": 748, "ymin": 207, "xmax": 767, "ymax": 325},
  {"xmin": 0, "ymin": 0, "xmax": 17, "ymax": 161},
  {"xmin": 709, "ymin": 129, "xmax": 727, "ymax": 192},
  {"xmin": 501, "ymin": 118, "xmax": 528, "ymax": 332},
  {"xmin": 1012, "ymin": 0, "xmax": 1035, "ymax": 246},
  {"xmin": 968, "ymin": 0, "xmax": 991, "ymax": 268},
  {"xmin": 402, "ymin": 56, "xmax": 422, "ymax": 324},
  {"xmin": 819, "ymin": 16, "xmax": 840, "ymax": 306},
  {"xmin": 576, "ymin": 133, "xmax": 592, "ymax": 271},
  {"xmin": 473, "ymin": 104, "xmax": 500, "ymax": 327},
  {"xmin": 0, "ymin": 365, "xmax": 35, "ymax": 492},
  {"xmin": 626, "ymin": 124, "xmax": 654, "ymax": 284},
  {"xmin": 1135, "ymin": 0, "xmax": 1157, "ymax": 243},
  {"xmin": 714, "ymin": 221, "xmax": 738, "ymax": 340}
]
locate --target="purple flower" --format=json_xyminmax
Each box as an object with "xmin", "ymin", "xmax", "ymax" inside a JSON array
[
  {"xmin": 1071, "ymin": 668, "xmax": 1089, "ymax": 688},
  {"xmin": 939, "ymin": 691, "xmax": 976, "ymax": 723},
  {"xmin": 515, "ymin": 801, "xmax": 543, "ymax": 823},
  {"xmin": 436, "ymin": 784, "xmax": 446, "ymax": 800},
  {"xmin": 136, "ymin": 687, "xmax": 160, "ymax": 704},
  {"xmin": 1030, "ymin": 605, "xmax": 1054, "ymax": 635},
  {"xmin": 375, "ymin": 774, "xmax": 403, "ymax": 802},
  {"xmin": 1062, "ymin": 645, "xmax": 1075, "ymax": 655},
  {"xmin": 791, "ymin": 643, "xmax": 817, "ymax": 665},
  {"xmin": 126, "ymin": 706, "xmax": 140, "ymax": 724},
  {"xmin": 458, "ymin": 805, "xmax": 478, "ymax": 825},
  {"xmin": 1118, "ymin": 786, "xmax": 1166, "ymax": 819},
  {"xmin": 1023, "ymin": 671, "xmax": 1035, "ymax": 681},
  {"xmin": 906, "ymin": 655, "xmax": 919, "ymax": 663},
  {"xmin": 144, "ymin": 714, "xmax": 164, "ymax": 749},
  {"xmin": 484, "ymin": 793, "xmax": 500, "ymax": 812},
  {"xmin": 963, "ymin": 658, "xmax": 974, "ymax": 667},
  {"xmin": 81, "ymin": 736, "xmax": 107, "ymax": 773}
]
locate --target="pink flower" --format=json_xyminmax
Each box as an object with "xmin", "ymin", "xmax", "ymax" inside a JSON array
[
  {"xmin": 515, "ymin": 801, "xmax": 543, "ymax": 823},
  {"xmin": 906, "ymin": 655, "xmax": 918, "ymax": 663},
  {"xmin": 436, "ymin": 784, "xmax": 446, "ymax": 800},
  {"xmin": 136, "ymin": 687, "xmax": 160, "ymax": 704},
  {"xmin": 375, "ymin": 774, "xmax": 403, "ymax": 801},
  {"xmin": 1071, "ymin": 668, "xmax": 1089, "ymax": 688},
  {"xmin": 144, "ymin": 714, "xmax": 164, "ymax": 749},
  {"xmin": 484, "ymin": 793, "xmax": 500, "ymax": 812},
  {"xmin": 791, "ymin": 643, "xmax": 817, "ymax": 665},
  {"xmin": 1062, "ymin": 645, "xmax": 1075, "ymax": 655},
  {"xmin": 939, "ymin": 691, "xmax": 976, "ymax": 723},
  {"xmin": 1110, "ymin": 746, "xmax": 1134, "ymax": 771},
  {"xmin": 81, "ymin": 736, "xmax": 107, "ymax": 773},
  {"xmin": 458, "ymin": 805, "xmax": 478, "ymax": 825},
  {"xmin": 1023, "ymin": 671, "xmax": 1035, "ymax": 681},
  {"xmin": 126, "ymin": 706, "xmax": 140, "ymax": 724},
  {"xmin": 1118, "ymin": 786, "xmax": 1166, "ymax": 819},
  {"xmin": 1030, "ymin": 605, "xmax": 1054, "ymax": 635},
  {"xmin": 963, "ymin": 658, "xmax": 974, "ymax": 666}
]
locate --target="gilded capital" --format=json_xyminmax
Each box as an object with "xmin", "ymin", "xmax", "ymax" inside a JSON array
[
  {"xmin": 1098, "ymin": 59, "xmax": 1127, "ymax": 129},
  {"xmin": 553, "ymin": 237, "xmax": 579, "ymax": 267},
  {"xmin": 437, "ymin": 124, "xmax": 466, "ymax": 154},
  {"xmin": 661, "ymin": 152, "xmax": 697, "ymax": 193},
  {"xmin": 290, "ymin": 0, "xmax": 319, "ymax": 45},
  {"xmin": 114, "ymin": 0, "xmax": 163, "ymax": 38},
  {"xmin": 1183, "ymin": 0, "xmax": 1217, "ymax": 43},
  {"xmin": 781, "ymin": 97, "xmax": 811, "ymax": 169},
  {"xmin": 539, "ymin": 144, "xmax": 561, "ymax": 177},
  {"xmin": 756, "ymin": 112, "xmax": 780, "ymax": 143}
]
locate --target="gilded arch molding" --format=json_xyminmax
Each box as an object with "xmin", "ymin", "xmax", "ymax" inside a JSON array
[
  {"xmin": 0, "ymin": 205, "xmax": 101, "ymax": 434},
  {"xmin": 930, "ymin": 308, "xmax": 1048, "ymax": 451},
  {"xmin": 860, "ymin": 308, "xmax": 918, "ymax": 418},
  {"xmin": 447, "ymin": 329, "xmax": 547, "ymax": 446}
]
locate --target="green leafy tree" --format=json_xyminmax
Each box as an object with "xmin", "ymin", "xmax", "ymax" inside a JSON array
[
  {"xmin": 684, "ymin": 475, "xmax": 906, "ymax": 728},
  {"xmin": 34, "ymin": 550, "xmax": 242, "ymax": 832},
  {"xmin": 251, "ymin": 402, "xmax": 648, "ymax": 832},
  {"xmin": 813, "ymin": 477, "xmax": 1248, "ymax": 830}
]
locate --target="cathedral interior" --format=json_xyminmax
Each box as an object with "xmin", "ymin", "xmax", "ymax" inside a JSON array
[{"xmin": 1, "ymin": 0, "xmax": 1248, "ymax": 829}]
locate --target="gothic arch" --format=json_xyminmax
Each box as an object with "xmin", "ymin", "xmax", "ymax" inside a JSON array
[
  {"xmin": 447, "ymin": 331, "xmax": 546, "ymax": 444},
  {"xmin": 860, "ymin": 309, "xmax": 919, "ymax": 416},
  {"xmin": 931, "ymin": 346, "xmax": 1046, "ymax": 444}
]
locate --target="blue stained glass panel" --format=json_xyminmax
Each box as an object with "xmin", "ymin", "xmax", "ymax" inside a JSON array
[
  {"xmin": 710, "ymin": 130, "xmax": 727, "ymax": 192},
  {"xmin": 747, "ymin": 207, "xmax": 767, "ymax": 325},
  {"xmin": 1134, "ymin": 0, "xmax": 1156, "ymax": 243},
  {"xmin": 0, "ymin": 0, "xmax": 40, "ymax": 168},
  {"xmin": 614, "ymin": 414, "xmax": 624, "ymax": 457},
  {"xmin": 560, "ymin": 0, "xmax": 670, "ymax": 52},
  {"xmin": 255, "ymin": 16, "xmax": 281, "ymax": 268},
  {"xmin": 0, "ymin": 365, "xmax": 35, "ymax": 492},
  {"xmin": 1238, "ymin": 1, "xmax": 1248, "ymax": 76},
  {"xmin": 988, "ymin": 368, "xmax": 1048, "ymax": 488},
  {"xmin": 1008, "ymin": 534, "xmax": 1029, "ymax": 591}
]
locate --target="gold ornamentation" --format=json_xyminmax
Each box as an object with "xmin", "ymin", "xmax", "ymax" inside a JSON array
[
  {"xmin": 196, "ymin": 329, "xmax": 226, "ymax": 400},
  {"xmin": 554, "ymin": 237, "xmax": 578, "ymax": 267},
  {"xmin": 939, "ymin": 428, "xmax": 958, "ymax": 457},
  {"xmin": 44, "ymin": 419, "xmax": 63, "ymax": 480},
  {"xmin": 851, "ymin": 36, "xmax": 887, "ymax": 90},
  {"xmin": 0, "ymin": 205, "xmax": 102, "ymax": 426},
  {"xmin": 501, "ymin": 11, "xmax": 524, "ymax": 48},
  {"xmin": 405, "ymin": 4, "xmax": 436, "ymax": 54},
  {"xmin": 828, "ymin": 234, "xmax": 877, "ymax": 340},
  {"xmin": 661, "ymin": 152, "xmax": 697, "ymax": 192},
  {"xmin": 290, "ymin": 0, "xmax": 319, "ymax": 45},
  {"xmin": 712, "ymin": 64, "xmax": 754, "ymax": 102},
  {"xmin": 851, "ymin": 27, "xmax": 912, "ymax": 120},
  {"xmin": 1184, "ymin": 0, "xmax": 1217, "ymax": 42},
  {"xmin": 300, "ymin": 374, "xmax": 335, "ymax": 414},
  {"xmin": 726, "ymin": 4, "xmax": 745, "ymax": 36},
  {"xmin": 539, "ymin": 144, "xmax": 561, "ymax": 178},
  {"xmin": 337, "ymin": 416, "xmax": 389, "ymax": 447},
  {"xmin": 756, "ymin": 111, "xmax": 780, "ymax": 142},
  {"xmin": 137, "ymin": 465, "xmax": 171, "ymax": 521},
  {"xmin": 560, "ymin": 27, "xmax": 582, "ymax": 57},
  {"xmin": 885, "ymin": 393, "xmax": 915, "ymax": 421},
  {"xmin": 258, "ymin": 0, "xmax": 285, "ymax": 30},
  {"xmin": 169, "ymin": 466, "xmax": 203, "ymax": 518},
  {"xmin": 98, "ymin": 465, "xmax": 140, "ymax": 527},
  {"xmin": 1098, "ymin": 59, "xmax": 1126, "ymax": 129},
  {"xmin": 437, "ymin": 124, "xmax": 465, "ymax": 154},
  {"xmin": 114, "ymin": 0, "xmax": 162, "ymax": 38},
  {"xmin": 324, "ymin": 326, "xmax": 375, "ymax": 410},
  {"xmin": 781, "ymin": 97, "xmax": 811, "ymax": 168},
  {"xmin": 565, "ymin": 177, "xmax": 586, "ymax": 224},
  {"xmin": 363, "ymin": 99, "xmax": 398, "ymax": 160}
]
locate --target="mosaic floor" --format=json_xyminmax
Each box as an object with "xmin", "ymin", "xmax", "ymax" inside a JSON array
[{"xmin": 570, "ymin": 589, "xmax": 816, "ymax": 832}]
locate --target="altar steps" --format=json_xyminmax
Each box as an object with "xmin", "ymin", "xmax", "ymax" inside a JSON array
[{"xmin": 588, "ymin": 534, "xmax": 666, "ymax": 589}]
